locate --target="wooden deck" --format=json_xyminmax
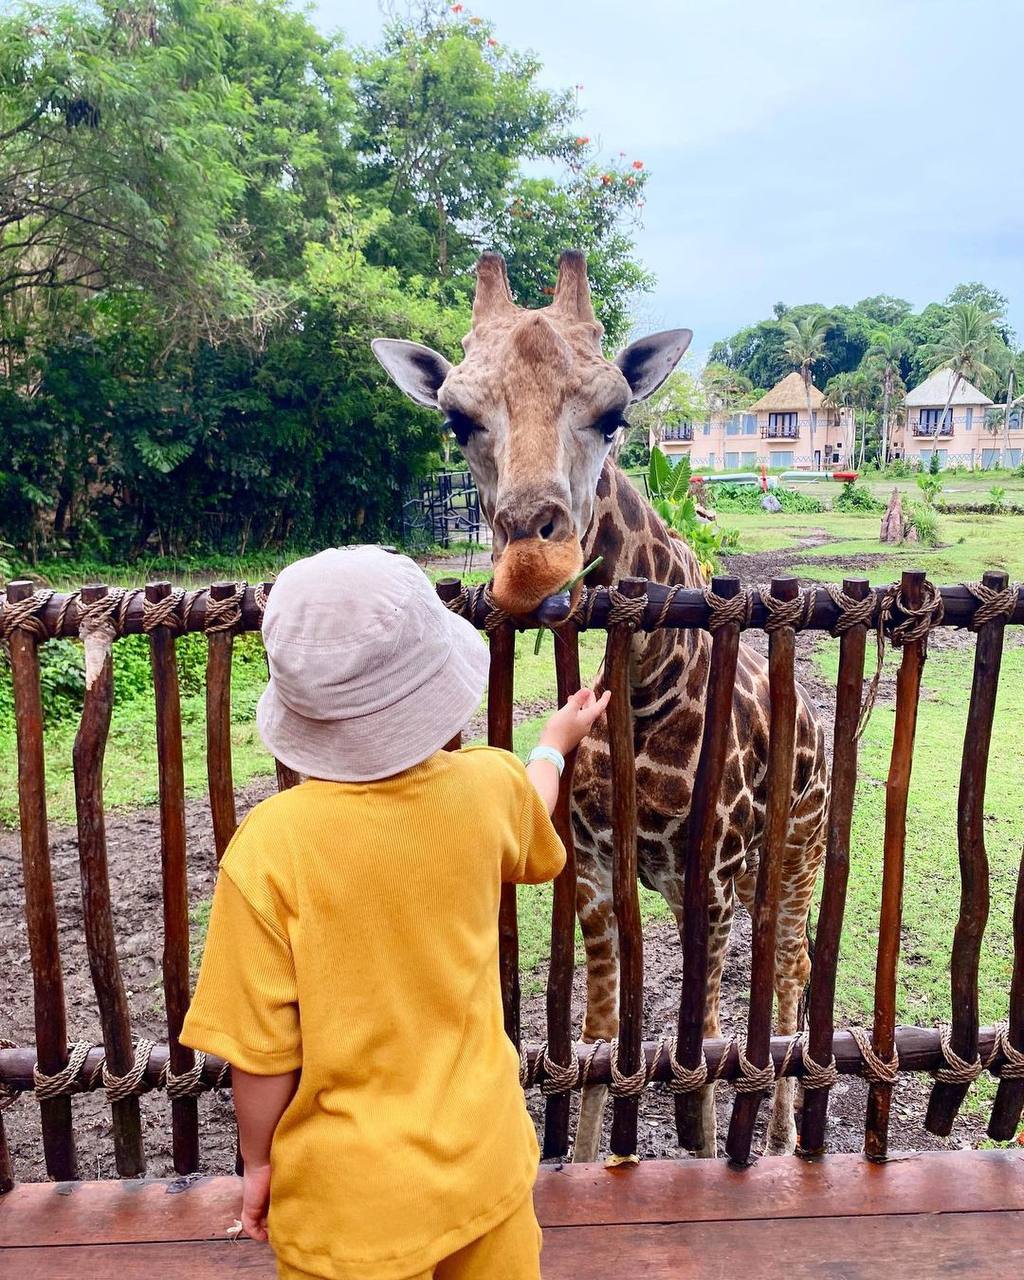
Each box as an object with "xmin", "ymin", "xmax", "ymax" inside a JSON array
[{"xmin": 1, "ymin": 1150, "xmax": 1023, "ymax": 1278}]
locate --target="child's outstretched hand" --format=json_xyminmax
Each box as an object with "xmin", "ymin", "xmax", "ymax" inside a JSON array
[{"xmin": 540, "ymin": 687, "xmax": 612, "ymax": 757}]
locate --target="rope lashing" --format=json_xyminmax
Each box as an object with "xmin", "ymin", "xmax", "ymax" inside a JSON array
[
  {"xmin": 101, "ymin": 1038, "xmax": 157, "ymax": 1103},
  {"xmin": 0, "ymin": 588, "xmax": 55, "ymax": 641},
  {"xmin": 849, "ymin": 1026, "xmax": 900, "ymax": 1085},
  {"xmin": 932, "ymin": 1025, "xmax": 984, "ymax": 1086},
  {"xmin": 142, "ymin": 587, "xmax": 186, "ymax": 632},
  {"xmin": 982, "ymin": 1021, "xmax": 1024, "ymax": 1080},
  {"xmin": 204, "ymin": 582, "xmax": 246, "ymax": 634},
  {"xmin": 732, "ymin": 1043, "xmax": 780, "ymax": 1094},
  {"xmin": 442, "ymin": 582, "xmax": 512, "ymax": 632},
  {"xmin": 663, "ymin": 1037, "xmax": 709, "ymax": 1094},
  {"xmin": 32, "ymin": 1040, "xmax": 97, "ymax": 1100},
  {"xmin": 800, "ymin": 1035, "xmax": 840, "ymax": 1091},
  {"xmin": 704, "ymin": 585, "xmax": 754, "ymax": 633},
  {"xmin": 539, "ymin": 1047, "xmax": 581, "ymax": 1097},
  {"xmin": 854, "ymin": 580, "xmax": 945, "ymax": 740},
  {"xmin": 965, "ymin": 580, "xmax": 1020, "ymax": 630},
  {"xmin": 758, "ymin": 586, "xmax": 816, "ymax": 633},
  {"xmin": 823, "ymin": 582, "xmax": 876, "ymax": 637},
  {"xmin": 161, "ymin": 1050, "xmax": 231, "ymax": 1098},
  {"xmin": 652, "ymin": 583, "xmax": 685, "ymax": 631},
  {"xmin": 606, "ymin": 588, "xmax": 649, "ymax": 631},
  {"xmin": 0, "ymin": 1038, "xmax": 18, "ymax": 1111},
  {"xmin": 253, "ymin": 582, "xmax": 270, "ymax": 619},
  {"xmin": 607, "ymin": 1039, "xmax": 653, "ymax": 1097}
]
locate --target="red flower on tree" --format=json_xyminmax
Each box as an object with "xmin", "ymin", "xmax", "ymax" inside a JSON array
[
  {"xmin": 575, "ymin": 136, "xmax": 590, "ymax": 146},
  {"xmin": 632, "ymin": 160, "xmax": 644, "ymax": 170},
  {"xmin": 487, "ymin": 37, "xmax": 498, "ymax": 46},
  {"xmin": 626, "ymin": 176, "xmax": 636, "ymax": 186},
  {"xmin": 601, "ymin": 173, "xmax": 613, "ymax": 184},
  {"xmin": 451, "ymin": 3, "xmax": 464, "ymax": 11}
]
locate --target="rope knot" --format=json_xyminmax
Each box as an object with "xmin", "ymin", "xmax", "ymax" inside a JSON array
[
  {"xmin": 965, "ymin": 580, "xmax": 1019, "ymax": 630},
  {"xmin": 704, "ymin": 586, "xmax": 754, "ymax": 633},
  {"xmin": 607, "ymin": 588, "xmax": 648, "ymax": 631},
  {"xmin": 205, "ymin": 583, "xmax": 246, "ymax": 634}
]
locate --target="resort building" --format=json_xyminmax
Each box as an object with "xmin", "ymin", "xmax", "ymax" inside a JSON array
[
  {"xmin": 893, "ymin": 368, "xmax": 1018, "ymax": 470},
  {"xmin": 654, "ymin": 371, "xmax": 852, "ymax": 472}
]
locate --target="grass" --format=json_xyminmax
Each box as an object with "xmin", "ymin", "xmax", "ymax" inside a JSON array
[
  {"xmin": 813, "ymin": 641, "xmax": 1023, "ymax": 1030},
  {"xmin": 725, "ymin": 509, "xmax": 1024, "ymax": 583}
]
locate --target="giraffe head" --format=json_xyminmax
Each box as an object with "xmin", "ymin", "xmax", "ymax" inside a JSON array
[{"xmin": 373, "ymin": 251, "xmax": 691, "ymax": 613}]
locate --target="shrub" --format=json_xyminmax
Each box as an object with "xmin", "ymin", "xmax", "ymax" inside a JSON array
[
  {"xmin": 709, "ymin": 483, "xmax": 825, "ymax": 514},
  {"xmin": 916, "ymin": 472, "xmax": 943, "ymax": 506},
  {"xmin": 833, "ymin": 481, "xmax": 883, "ymax": 513},
  {"xmin": 884, "ymin": 458, "xmax": 914, "ymax": 478},
  {"xmin": 990, "ymin": 486, "xmax": 1007, "ymax": 507},
  {"xmin": 648, "ymin": 447, "xmax": 740, "ymax": 576},
  {"xmin": 908, "ymin": 503, "xmax": 940, "ymax": 546}
]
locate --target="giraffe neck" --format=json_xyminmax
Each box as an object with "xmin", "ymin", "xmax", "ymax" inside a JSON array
[{"xmin": 583, "ymin": 461, "xmax": 709, "ymax": 692}]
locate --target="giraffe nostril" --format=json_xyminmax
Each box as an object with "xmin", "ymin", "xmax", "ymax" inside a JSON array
[{"xmin": 539, "ymin": 520, "xmax": 555, "ymax": 540}]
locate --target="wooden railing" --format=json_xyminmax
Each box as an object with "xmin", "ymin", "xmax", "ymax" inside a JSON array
[{"xmin": 1, "ymin": 571, "xmax": 1023, "ymax": 1189}]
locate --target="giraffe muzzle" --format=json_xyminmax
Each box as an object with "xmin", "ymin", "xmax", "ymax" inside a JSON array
[{"xmin": 490, "ymin": 500, "xmax": 583, "ymax": 615}]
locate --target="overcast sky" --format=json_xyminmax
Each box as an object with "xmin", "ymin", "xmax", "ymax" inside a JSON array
[{"xmin": 316, "ymin": 0, "xmax": 1023, "ymax": 355}]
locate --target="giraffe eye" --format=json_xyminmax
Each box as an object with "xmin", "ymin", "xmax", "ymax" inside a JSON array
[
  {"xmin": 444, "ymin": 410, "xmax": 482, "ymax": 447},
  {"xmin": 593, "ymin": 410, "xmax": 628, "ymax": 442}
]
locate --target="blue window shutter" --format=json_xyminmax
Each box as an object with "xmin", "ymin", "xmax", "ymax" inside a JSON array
[{"xmin": 965, "ymin": 407, "xmax": 973, "ymax": 430}]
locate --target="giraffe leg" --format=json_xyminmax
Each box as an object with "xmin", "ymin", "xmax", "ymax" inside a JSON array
[{"xmin": 572, "ymin": 866, "xmax": 618, "ymax": 1163}]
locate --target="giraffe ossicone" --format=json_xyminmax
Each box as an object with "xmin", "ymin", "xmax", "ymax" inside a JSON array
[{"xmin": 374, "ymin": 252, "xmax": 828, "ymax": 1162}]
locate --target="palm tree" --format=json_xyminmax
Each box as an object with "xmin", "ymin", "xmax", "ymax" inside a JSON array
[
  {"xmin": 866, "ymin": 328, "xmax": 910, "ymax": 466},
  {"xmin": 922, "ymin": 304, "xmax": 1001, "ymax": 452},
  {"xmin": 850, "ymin": 368, "xmax": 876, "ymax": 468},
  {"xmin": 781, "ymin": 312, "xmax": 830, "ymax": 468},
  {"xmin": 824, "ymin": 372, "xmax": 855, "ymax": 464},
  {"xmin": 993, "ymin": 347, "xmax": 1023, "ymax": 466}
]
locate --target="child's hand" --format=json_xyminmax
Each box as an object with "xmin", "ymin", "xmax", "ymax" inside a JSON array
[
  {"xmin": 540, "ymin": 687, "xmax": 612, "ymax": 757},
  {"xmin": 241, "ymin": 1161, "xmax": 272, "ymax": 1242}
]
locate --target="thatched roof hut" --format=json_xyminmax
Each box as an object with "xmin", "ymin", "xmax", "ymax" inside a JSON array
[{"xmin": 747, "ymin": 371, "xmax": 824, "ymax": 413}]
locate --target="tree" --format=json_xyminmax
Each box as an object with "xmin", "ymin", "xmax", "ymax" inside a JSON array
[
  {"xmin": 992, "ymin": 345, "xmax": 1024, "ymax": 466},
  {"xmin": 702, "ymin": 362, "xmax": 754, "ymax": 414},
  {"xmin": 824, "ymin": 372, "xmax": 855, "ymax": 462},
  {"xmin": 0, "ymin": 2, "xmax": 287, "ymax": 349},
  {"xmin": 781, "ymin": 312, "xmax": 830, "ymax": 465},
  {"xmin": 866, "ymin": 328, "xmax": 910, "ymax": 466},
  {"xmin": 946, "ymin": 282, "xmax": 1013, "ymax": 344},
  {"xmin": 353, "ymin": 4, "xmax": 568, "ymax": 282},
  {"xmin": 625, "ymin": 369, "xmax": 705, "ymax": 450},
  {"xmin": 923, "ymin": 303, "xmax": 1002, "ymax": 449}
]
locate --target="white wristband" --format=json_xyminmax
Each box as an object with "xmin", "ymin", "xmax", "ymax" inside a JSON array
[{"xmin": 527, "ymin": 745, "xmax": 565, "ymax": 776}]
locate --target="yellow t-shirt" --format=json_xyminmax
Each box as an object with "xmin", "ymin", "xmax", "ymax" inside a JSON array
[{"xmin": 181, "ymin": 746, "xmax": 565, "ymax": 1280}]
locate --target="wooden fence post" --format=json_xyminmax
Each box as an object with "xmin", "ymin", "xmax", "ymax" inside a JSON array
[
  {"xmin": 606, "ymin": 578, "xmax": 645, "ymax": 1160},
  {"xmin": 800, "ymin": 577, "xmax": 870, "ymax": 1156},
  {"xmin": 6, "ymin": 580, "xmax": 77, "ymax": 1180},
  {"xmin": 74, "ymin": 583, "xmax": 146, "ymax": 1177},
  {"xmin": 726, "ymin": 577, "xmax": 798, "ymax": 1164},
  {"xmin": 544, "ymin": 624, "xmax": 582, "ymax": 1158},
  {"xmin": 206, "ymin": 581, "xmax": 240, "ymax": 862},
  {"xmin": 927, "ymin": 570, "xmax": 1009, "ymax": 1134},
  {"xmin": 865, "ymin": 569, "xmax": 928, "ymax": 1160},
  {"xmin": 147, "ymin": 581, "xmax": 200, "ymax": 1173},
  {"xmin": 675, "ymin": 576, "xmax": 743, "ymax": 1152}
]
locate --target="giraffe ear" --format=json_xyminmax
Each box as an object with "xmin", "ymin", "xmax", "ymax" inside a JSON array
[
  {"xmin": 615, "ymin": 329, "xmax": 693, "ymax": 402},
  {"xmin": 372, "ymin": 339, "xmax": 452, "ymax": 409}
]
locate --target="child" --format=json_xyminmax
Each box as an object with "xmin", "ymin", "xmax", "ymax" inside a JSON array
[{"xmin": 181, "ymin": 546, "xmax": 609, "ymax": 1279}]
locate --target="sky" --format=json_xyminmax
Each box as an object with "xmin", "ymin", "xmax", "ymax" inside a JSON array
[{"xmin": 316, "ymin": 0, "xmax": 1023, "ymax": 357}]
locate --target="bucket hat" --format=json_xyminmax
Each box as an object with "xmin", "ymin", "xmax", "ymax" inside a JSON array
[{"xmin": 256, "ymin": 547, "xmax": 489, "ymax": 782}]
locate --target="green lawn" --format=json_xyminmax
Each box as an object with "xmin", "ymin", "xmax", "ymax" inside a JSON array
[{"xmin": 3, "ymin": 504, "xmax": 1022, "ymax": 1047}]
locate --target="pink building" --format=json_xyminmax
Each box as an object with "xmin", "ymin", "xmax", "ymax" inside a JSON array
[
  {"xmin": 655, "ymin": 371, "xmax": 851, "ymax": 472},
  {"xmin": 894, "ymin": 368, "xmax": 1019, "ymax": 470}
]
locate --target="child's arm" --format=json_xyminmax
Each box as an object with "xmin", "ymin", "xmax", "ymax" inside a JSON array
[
  {"xmin": 233, "ymin": 1066, "xmax": 300, "ymax": 1241},
  {"xmin": 526, "ymin": 687, "xmax": 611, "ymax": 815}
]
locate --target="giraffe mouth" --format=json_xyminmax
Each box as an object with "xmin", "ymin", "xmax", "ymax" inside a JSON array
[{"xmin": 490, "ymin": 535, "xmax": 584, "ymax": 615}]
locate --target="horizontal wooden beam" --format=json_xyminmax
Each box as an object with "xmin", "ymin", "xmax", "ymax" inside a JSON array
[{"xmin": 0, "ymin": 1025, "xmax": 1013, "ymax": 1095}]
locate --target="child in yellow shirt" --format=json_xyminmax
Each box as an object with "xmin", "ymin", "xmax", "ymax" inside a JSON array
[{"xmin": 182, "ymin": 546, "xmax": 609, "ymax": 1279}]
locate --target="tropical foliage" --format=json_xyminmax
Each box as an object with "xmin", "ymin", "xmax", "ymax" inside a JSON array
[
  {"xmin": 0, "ymin": 0, "xmax": 651, "ymax": 561},
  {"xmin": 647, "ymin": 447, "xmax": 738, "ymax": 576}
]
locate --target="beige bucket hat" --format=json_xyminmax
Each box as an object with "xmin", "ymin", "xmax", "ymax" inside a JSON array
[{"xmin": 256, "ymin": 547, "xmax": 489, "ymax": 782}]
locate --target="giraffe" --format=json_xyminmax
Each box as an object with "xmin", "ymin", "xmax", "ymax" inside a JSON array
[{"xmin": 373, "ymin": 251, "xmax": 829, "ymax": 1159}]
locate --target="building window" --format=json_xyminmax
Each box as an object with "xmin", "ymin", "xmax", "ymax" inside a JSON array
[
  {"xmin": 1010, "ymin": 410, "xmax": 1021, "ymax": 432},
  {"xmin": 768, "ymin": 412, "xmax": 798, "ymax": 429},
  {"xmin": 921, "ymin": 408, "xmax": 953, "ymax": 431},
  {"xmin": 725, "ymin": 452, "xmax": 739, "ymax": 469},
  {"xmin": 703, "ymin": 421, "xmax": 711, "ymax": 436},
  {"xmin": 726, "ymin": 418, "xmax": 740, "ymax": 436},
  {"xmin": 743, "ymin": 414, "xmax": 757, "ymax": 435},
  {"xmin": 965, "ymin": 407, "xmax": 973, "ymax": 431},
  {"xmin": 773, "ymin": 451, "xmax": 794, "ymax": 468},
  {"xmin": 741, "ymin": 451, "xmax": 757, "ymax": 467}
]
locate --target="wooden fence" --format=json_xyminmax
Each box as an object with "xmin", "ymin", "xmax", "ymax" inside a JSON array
[{"xmin": 1, "ymin": 570, "xmax": 1023, "ymax": 1193}]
